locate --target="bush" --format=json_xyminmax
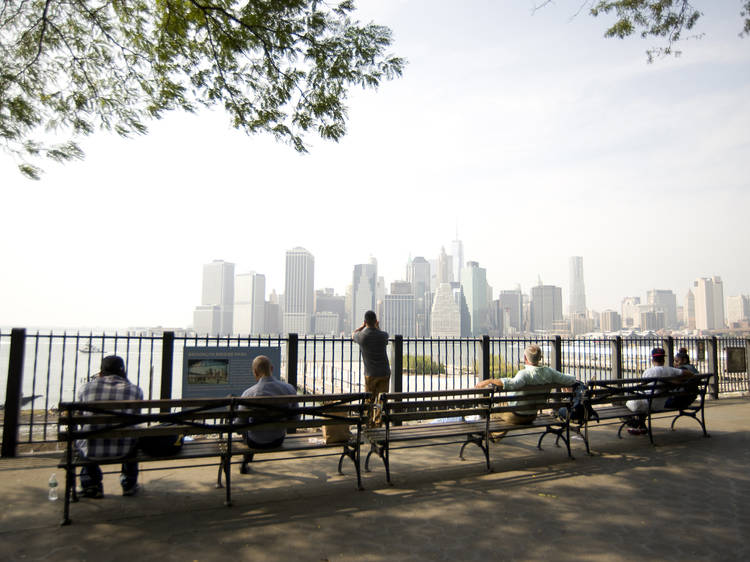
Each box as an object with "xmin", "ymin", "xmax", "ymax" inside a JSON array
[{"xmin": 404, "ymin": 355, "xmax": 446, "ymax": 375}]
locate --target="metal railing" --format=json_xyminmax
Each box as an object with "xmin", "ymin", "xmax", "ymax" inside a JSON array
[{"xmin": 2, "ymin": 328, "xmax": 748, "ymax": 455}]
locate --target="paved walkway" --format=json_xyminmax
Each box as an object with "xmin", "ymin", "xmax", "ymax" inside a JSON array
[{"xmin": 1, "ymin": 399, "xmax": 749, "ymax": 561}]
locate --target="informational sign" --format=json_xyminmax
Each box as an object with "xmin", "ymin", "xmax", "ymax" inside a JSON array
[
  {"xmin": 182, "ymin": 347, "xmax": 281, "ymax": 398},
  {"xmin": 696, "ymin": 340, "xmax": 706, "ymax": 362},
  {"xmin": 726, "ymin": 347, "xmax": 746, "ymax": 373}
]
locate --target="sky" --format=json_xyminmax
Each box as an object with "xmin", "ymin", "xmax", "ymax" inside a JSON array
[{"xmin": 2, "ymin": 1, "xmax": 749, "ymax": 329}]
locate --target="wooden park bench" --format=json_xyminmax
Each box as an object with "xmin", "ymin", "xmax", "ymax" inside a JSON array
[
  {"xmin": 57, "ymin": 392, "xmax": 368, "ymax": 525},
  {"xmin": 576, "ymin": 373, "xmax": 714, "ymax": 452},
  {"xmin": 364, "ymin": 384, "xmax": 575, "ymax": 484}
]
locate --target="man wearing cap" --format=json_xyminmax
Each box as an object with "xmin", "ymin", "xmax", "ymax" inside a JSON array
[
  {"xmin": 76, "ymin": 355, "xmax": 144, "ymax": 498},
  {"xmin": 625, "ymin": 347, "xmax": 693, "ymax": 435}
]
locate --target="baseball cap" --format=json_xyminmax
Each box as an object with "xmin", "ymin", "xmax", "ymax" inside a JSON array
[
  {"xmin": 100, "ymin": 355, "xmax": 126, "ymax": 376},
  {"xmin": 651, "ymin": 347, "xmax": 666, "ymax": 359}
]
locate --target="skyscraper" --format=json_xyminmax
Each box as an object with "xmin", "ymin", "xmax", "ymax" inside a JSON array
[
  {"xmin": 233, "ymin": 272, "xmax": 266, "ymax": 335},
  {"xmin": 352, "ymin": 260, "xmax": 377, "ymax": 329},
  {"xmin": 462, "ymin": 261, "xmax": 489, "ymax": 336},
  {"xmin": 568, "ymin": 256, "xmax": 586, "ymax": 316},
  {"xmin": 600, "ymin": 310, "xmax": 621, "ymax": 332},
  {"xmin": 727, "ymin": 295, "xmax": 750, "ymax": 325},
  {"xmin": 283, "ymin": 247, "xmax": 314, "ymax": 334},
  {"xmin": 193, "ymin": 260, "xmax": 234, "ymax": 335},
  {"xmin": 437, "ymin": 246, "xmax": 452, "ymax": 284},
  {"xmin": 407, "ymin": 256, "xmax": 431, "ymax": 337},
  {"xmin": 498, "ymin": 288, "xmax": 523, "ymax": 333},
  {"xmin": 621, "ymin": 296, "xmax": 641, "ymax": 329},
  {"xmin": 530, "ymin": 282, "xmax": 563, "ymax": 332},
  {"xmin": 646, "ymin": 289, "xmax": 677, "ymax": 329},
  {"xmin": 693, "ymin": 276, "xmax": 725, "ymax": 330},
  {"xmin": 384, "ymin": 281, "xmax": 416, "ymax": 337},
  {"xmin": 450, "ymin": 237, "xmax": 464, "ymax": 285},
  {"xmin": 430, "ymin": 282, "xmax": 461, "ymax": 337}
]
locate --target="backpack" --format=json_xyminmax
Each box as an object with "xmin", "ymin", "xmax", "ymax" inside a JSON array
[
  {"xmin": 564, "ymin": 381, "xmax": 599, "ymax": 425},
  {"xmin": 138, "ymin": 423, "xmax": 185, "ymax": 457}
]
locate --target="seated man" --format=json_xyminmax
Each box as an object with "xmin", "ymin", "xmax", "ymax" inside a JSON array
[
  {"xmin": 476, "ymin": 344, "xmax": 576, "ymax": 435},
  {"xmin": 76, "ymin": 355, "xmax": 144, "ymax": 498},
  {"xmin": 237, "ymin": 355, "xmax": 297, "ymax": 471},
  {"xmin": 625, "ymin": 347, "xmax": 694, "ymax": 435}
]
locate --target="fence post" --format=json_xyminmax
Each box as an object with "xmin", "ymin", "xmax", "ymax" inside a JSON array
[
  {"xmin": 392, "ymin": 335, "xmax": 403, "ymax": 393},
  {"xmin": 552, "ymin": 336, "xmax": 562, "ymax": 373},
  {"xmin": 479, "ymin": 335, "xmax": 491, "ymax": 381},
  {"xmin": 159, "ymin": 331, "xmax": 174, "ymax": 402},
  {"xmin": 746, "ymin": 338, "xmax": 750, "ymax": 391},
  {"xmin": 664, "ymin": 336, "xmax": 675, "ymax": 366},
  {"xmin": 707, "ymin": 336, "xmax": 719, "ymax": 399},
  {"xmin": 2, "ymin": 328, "xmax": 26, "ymax": 458},
  {"xmin": 611, "ymin": 336, "xmax": 623, "ymax": 379},
  {"xmin": 287, "ymin": 333, "xmax": 298, "ymax": 390}
]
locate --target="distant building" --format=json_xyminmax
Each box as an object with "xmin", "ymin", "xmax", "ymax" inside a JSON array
[
  {"xmin": 450, "ymin": 238, "xmax": 464, "ymax": 285},
  {"xmin": 498, "ymin": 289, "xmax": 523, "ymax": 333},
  {"xmin": 313, "ymin": 312, "xmax": 339, "ymax": 335},
  {"xmin": 193, "ymin": 260, "xmax": 234, "ymax": 335},
  {"xmin": 233, "ymin": 272, "xmax": 265, "ymax": 335},
  {"xmin": 384, "ymin": 281, "xmax": 416, "ymax": 337},
  {"xmin": 407, "ymin": 256, "xmax": 431, "ymax": 337},
  {"xmin": 621, "ymin": 296, "xmax": 641, "ymax": 329},
  {"xmin": 646, "ymin": 289, "xmax": 677, "ymax": 329},
  {"xmin": 727, "ymin": 294, "xmax": 750, "ymax": 326},
  {"xmin": 462, "ymin": 261, "xmax": 489, "ymax": 336},
  {"xmin": 684, "ymin": 289, "xmax": 696, "ymax": 329},
  {"xmin": 530, "ymin": 283, "xmax": 562, "ymax": 332},
  {"xmin": 600, "ymin": 309, "xmax": 621, "ymax": 332},
  {"xmin": 352, "ymin": 260, "xmax": 377, "ymax": 328},
  {"xmin": 693, "ymin": 276, "xmax": 725, "ymax": 330},
  {"xmin": 283, "ymin": 247, "xmax": 314, "ymax": 334},
  {"xmin": 437, "ymin": 246, "xmax": 452, "ymax": 284},
  {"xmin": 265, "ymin": 289, "xmax": 283, "ymax": 334},
  {"xmin": 568, "ymin": 256, "xmax": 587, "ymax": 316},
  {"xmin": 315, "ymin": 288, "xmax": 345, "ymax": 333},
  {"xmin": 639, "ymin": 306, "xmax": 665, "ymax": 332},
  {"xmin": 430, "ymin": 282, "xmax": 469, "ymax": 337}
]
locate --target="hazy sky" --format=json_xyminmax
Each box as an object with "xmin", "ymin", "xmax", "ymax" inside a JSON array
[{"xmin": 2, "ymin": 1, "xmax": 749, "ymax": 329}]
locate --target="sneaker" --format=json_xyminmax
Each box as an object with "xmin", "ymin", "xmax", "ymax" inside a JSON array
[
  {"xmin": 627, "ymin": 427, "xmax": 647, "ymax": 436},
  {"xmin": 78, "ymin": 487, "xmax": 103, "ymax": 499},
  {"xmin": 122, "ymin": 483, "xmax": 140, "ymax": 497}
]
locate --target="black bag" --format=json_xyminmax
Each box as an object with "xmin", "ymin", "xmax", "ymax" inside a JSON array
[
  {"xmin": 563, "ymin": 382, "xmax": 599, "ymax": 425},
  {"xmin": 138, "ymin": 424, "xmax": 184, "ymax": 457}
]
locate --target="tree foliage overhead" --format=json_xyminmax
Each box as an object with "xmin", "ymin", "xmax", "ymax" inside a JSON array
[
  {"xmin": 0, "ymin": 0, "xmax": 405, "ymax": 178},
  {"xmin": 539, "ymin": 1, "xmax": 750, "ymax": 62}
]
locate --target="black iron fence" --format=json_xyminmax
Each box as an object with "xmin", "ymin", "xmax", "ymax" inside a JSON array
[{"xmin": 2, "ymin": 328, "xmax": 748, "ymax": 456}]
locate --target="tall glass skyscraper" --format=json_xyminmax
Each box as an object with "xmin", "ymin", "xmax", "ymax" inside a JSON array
[
  {"xmin": 284, "ymin": 247, "xmax": 314, "ymax": 334},
  {"xmin": 568, "ymin": 256, "xmax": 586, "ymax": 316},
  {"xmin": 193, "ymin": 259, "xmax": 235, "ymax": 335}
]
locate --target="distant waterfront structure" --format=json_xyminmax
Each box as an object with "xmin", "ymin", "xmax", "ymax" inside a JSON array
[
  {"xmin": 233, "ymin": 272, "xmax": 265, "ymax": 335},
  {"xmin": 383, "ymin": 281, "xmax": 416, "ymax": 337},
  {"xmin": 568, "ymin": 256, "xmax": 586, "ymax": 316},
  {"xmin": 693, "ymin": 276, "xmax": 725, "ymax": 330},
  {"xmin": 530, "ymin": 282, "xmax": 562, "ymax": 332},
  {"xmin": 352, "ymin": 259, "xmax": 377, "ymax": 329},
  {"xmin": 407, "ymin": 256, "xmax": 431, "ymax": 337},
  {"xmin": 646, "ymin": 289, "xmax": 677, "ymax": 329},
  {"xmin": 462, "ymin": 261, "xmax": 489, "ymax": 336},
  {"xmin": 283, "ymin": 247, "xmax": 314, "ymax": 334},
  {"xmin": 193, "ymin": 260, "xmax": 235, "ymax": 335}
]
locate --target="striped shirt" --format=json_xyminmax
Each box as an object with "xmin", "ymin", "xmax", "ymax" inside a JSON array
[{"xmin": 76, "ymin": 375, "xmax": 144, "ymax": 459}]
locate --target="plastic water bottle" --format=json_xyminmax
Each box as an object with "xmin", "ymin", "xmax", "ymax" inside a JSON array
[{"xmin": 48, "ymin": 473, "xmax": 58, "ymax": 501}]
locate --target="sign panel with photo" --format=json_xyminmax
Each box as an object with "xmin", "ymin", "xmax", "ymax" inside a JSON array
[{"xmin": 182, "ymin": 347, "xmax": 282, "ymax": 398}]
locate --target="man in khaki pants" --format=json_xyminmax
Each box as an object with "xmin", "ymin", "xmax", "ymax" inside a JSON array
[{"xmin": 353, "ymin": 310, "xmax": 390, "ymax": 426}]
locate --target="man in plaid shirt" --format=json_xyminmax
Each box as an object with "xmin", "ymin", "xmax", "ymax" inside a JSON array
[{"xmin": 76, "ymin": 355, "xmax": 144, "ymax": 498}]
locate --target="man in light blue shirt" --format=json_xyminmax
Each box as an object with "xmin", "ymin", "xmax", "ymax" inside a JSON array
[{"xmin": 476, "ymin": 344, "xmax": 576, "ymax": 425}]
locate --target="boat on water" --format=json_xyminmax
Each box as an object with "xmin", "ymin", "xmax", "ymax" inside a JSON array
[{"xmin": 78, "ymin": 343, "xmax": 103, "ymax": 354}]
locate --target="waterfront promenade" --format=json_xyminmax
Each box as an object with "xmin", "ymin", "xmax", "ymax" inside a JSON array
[{"xmin": 1, "ymin": 398, "xmax": 748, "ymax": 561}]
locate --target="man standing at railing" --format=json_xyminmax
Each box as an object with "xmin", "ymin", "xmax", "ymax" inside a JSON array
[
  {"xmin": 76, "ymin": 355, "xmax": 144, "ymax": 498},
  {"xmin": 353, "ymin": 310, "xmax": 390, "ymax": 427}
]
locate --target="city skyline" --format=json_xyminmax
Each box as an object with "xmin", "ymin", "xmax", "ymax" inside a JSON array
[{"xmin": 2, "ymin": 2, "xmax": 748, "ymax": 329}]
